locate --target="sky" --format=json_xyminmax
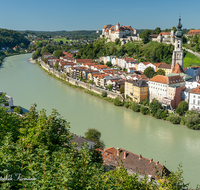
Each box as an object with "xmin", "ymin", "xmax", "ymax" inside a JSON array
[{"xmin": 1, "ymin": 0, "xmax": 200, "ymax": 31}]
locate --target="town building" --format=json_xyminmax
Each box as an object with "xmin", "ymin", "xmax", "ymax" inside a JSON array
[
  {"xmin": 186, "ymin": 67, "xmax": 200, "ymax": 79},
  {"xmin": 149, "ymin": 75, "xmax": 185, "ymax": 109},
  {"xmin": 188, "ymin": 86, "xmax": 200, "ymax": 111},
  {"xmin": 0, "ymin": 91, "xmax": 13, "ymax": 109},
  {"xmin": 100, "ymin": 23, "xmax": 141, "ymax": 43},
  {"xmin": 98, "ymin": 147, "xmax": 170, "ymax": 180},
  {"xmin": 187, "ymin": 30, "xmax": 200, "ymax": 36},
  {"xmin": 125, "ymin": 80, "xmax": 148, "ymax": 102},
  {"xmin": 71, "ymin": 134, "xmax": 95, "ymax": 151},
  {"xmin": 171, "ymin": 18, "xmax": 184, "ymax": 70}
]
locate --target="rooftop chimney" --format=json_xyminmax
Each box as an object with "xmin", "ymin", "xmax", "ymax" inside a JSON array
[
  {"xmin": 123, "ymin": 151, "xmax": 126, "ymax": 159},
  {"xmin": 139, "ymin": 154, "xmax": 142, "ymax": 159},
  {"xmin": 150, "ymin": 158, "xmax": 153, "ymax": 163},
  {"xmin": 156, "ymin": 161, "xmax": 159, "ymax": 165}
]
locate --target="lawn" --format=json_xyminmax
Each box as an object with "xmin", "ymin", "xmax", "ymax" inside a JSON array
[
  {"xmin": 183, "ymin": 52, "xmax": 200, "ymax": 67},
  {"xmin": 53, "ymin": 38, "xmax": 78, "ymax": 43}
]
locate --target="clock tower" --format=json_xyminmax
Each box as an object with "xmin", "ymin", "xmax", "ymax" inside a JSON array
[{"xmin": 172, "ymin": 18, "xmax": 183, "ymax": 69}]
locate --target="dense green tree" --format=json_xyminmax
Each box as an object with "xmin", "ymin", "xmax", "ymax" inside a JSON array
[
  {"xmin": 54, "ymin": 62, "xmax": 59, "ymax": 70},
  {"xmin": 13, "ymin": 106, "xmax": 23, "ymax": 114},
  {"xmin": 167, "ymin": 115, "xmax": 181, "ymax": 124},
  {"xmin": 132, "ymin": 102, "xmax": 140, "ymax": 112},
  {"xmin": 144, "ymin": 66, "xmax": 155, "ymax": 78},
  {"xmin": 106, "ymin": 61, "xmax": 112, "ymax": 67},
  {"xmin": 85, "ymin": 128, "xmax": 105, "ymax": 149},
  {"xmin": 106, "ymin": 84, "xmax": 112, "ymax": 91},
  {"xmin": 102, "ymin": 91, "xmax": 107, "ymax": 97},
  {"xmin": 54, "ymin": 50, "xmax": 63, "ymax": 58},
  {"xmin": 193, "ymin": 34, "xmax": 199, "ymax": 44},
  {"xmin": 140, "ymin": 106, "xmax": 149, "ymax": 115},
  {"xmin": 140, "ymin": 29, "xmax": 151, "ymax": 44},
  {"xmin": 172, "ymin": 26, "xmax": 177, "ymax": 33},
  {"xmin": 32, "ymin": 52, "xmax": 38, "ymax": 60},
  {"xmin": 114, "ymin": 97, "xmax": 123, "ymax": 106},
  {"xmin": 156, "ymin": 69, "xmax": 165, "ymax": 76},
  {"xmin": 119, "ymin": 86, "xmax": 124, "ymax": 94},
  {"xmin": 149, "ymin": 98, "xmax": 162, "ymax": 117},
  {"xmin": 175, "ymin": 101, "xmax": 188, "ymax": 115},
  {"xmin": 155, "ymin": 27, "xmax": 161, "ymax": 34}
]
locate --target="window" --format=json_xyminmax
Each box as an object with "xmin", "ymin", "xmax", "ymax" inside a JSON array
[
  {"xmin": 194, "ymin": 95, "xmax": 196, "ymax": 98},
  {"xmin": 198, "ymin": 100, "xmax": 200, "ymax": 105},
  {"xmin": 193, "ymin": 100, "xmax": 195, "ymax": 104}
]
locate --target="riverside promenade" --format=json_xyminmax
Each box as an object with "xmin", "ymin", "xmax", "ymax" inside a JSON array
[{"xmin": 37, "ymin": 58, "xmax": 123, "ymax": 100}]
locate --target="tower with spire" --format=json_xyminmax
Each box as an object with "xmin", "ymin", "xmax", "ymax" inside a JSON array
[{"xmin": 171, "ymin": 18, "xmax": 183, "ymax": 70}]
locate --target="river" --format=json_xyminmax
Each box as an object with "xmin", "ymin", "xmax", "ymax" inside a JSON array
[{"xmin": 0, "ymin": 54, "xmax": 199, "ymax": 188}]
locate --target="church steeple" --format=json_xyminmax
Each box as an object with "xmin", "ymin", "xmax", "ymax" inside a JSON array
[
  {"xmin": 175, "ymin": 18, "xmax": 183, "ymax": 38},
  {"xmin": 171, "ymin": 18, "xmax": 184, "ymax": 70}
]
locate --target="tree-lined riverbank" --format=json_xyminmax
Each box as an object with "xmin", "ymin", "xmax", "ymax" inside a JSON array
[{"xmin": 0, "ymin": 54, "xmax": 200, "ymax": 188}]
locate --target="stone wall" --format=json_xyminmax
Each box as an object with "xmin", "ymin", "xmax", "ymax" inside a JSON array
[{"xmin": 39, "ymin": 60, "xmax": 122, "ymax": 100}]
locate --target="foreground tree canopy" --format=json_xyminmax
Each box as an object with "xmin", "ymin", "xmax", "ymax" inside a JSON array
[{"xmin": 0, "ymin": 104, "xmax": 189, "ymax": 189}]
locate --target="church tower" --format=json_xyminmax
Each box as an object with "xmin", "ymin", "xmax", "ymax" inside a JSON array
[{"xmin": 172, "ymin": 18, "xmax": 183, "ymax": 69}]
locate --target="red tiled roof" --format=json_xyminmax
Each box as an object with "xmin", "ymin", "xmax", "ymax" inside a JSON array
[
  {"xmin": 189, "ymin": 86, "xmax": 200, "ymax": 94},
  {"xmin": 158, "ymin": 63, "xmax": 171, "ymax": 69},
  {"xmin": 172, "ymin": 63, "xmax": 184, "ymax": 73},
  {"xmin": 99, "ymin": 147, "xmax": 170, "ymax": 179},
  {"xmin": 150, "ymin": 75, "xmax": 184, "ymax": 84},
  {"xmin": 76, "ymin": 59, "xmax": 93, "ymax": 63},
  {"xmin": 188, "ymin": 30, "xmax": 200, "ymax": 35}
]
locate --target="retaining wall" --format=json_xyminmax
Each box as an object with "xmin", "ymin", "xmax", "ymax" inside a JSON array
[{"xmin": 39, "ymin": 60, "xmax": 122, "ymax": 100}]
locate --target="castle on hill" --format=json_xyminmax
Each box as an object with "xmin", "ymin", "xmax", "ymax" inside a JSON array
[{"xmin": 100, "ymin": 23, "xmax": 141, "ymax": 44}]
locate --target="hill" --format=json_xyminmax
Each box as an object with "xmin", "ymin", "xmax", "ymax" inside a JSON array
[{"xmin": 0, "ymin": 28, "xmax": 30, "ymax": 49}]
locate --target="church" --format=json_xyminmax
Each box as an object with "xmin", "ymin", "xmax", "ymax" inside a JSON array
[{"xmin": 171, "ymin": 18, "xmax": 184, "ymax": 71}]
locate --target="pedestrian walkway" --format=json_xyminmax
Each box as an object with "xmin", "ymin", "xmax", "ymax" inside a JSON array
[{"xmin": 183, "ymin": 47, "xmax": 200, "ymax": 59}]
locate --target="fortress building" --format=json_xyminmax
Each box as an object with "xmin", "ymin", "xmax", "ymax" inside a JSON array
[{"xmin": 100, "ymin": 23, "xmax": 140, "ymax": 44}]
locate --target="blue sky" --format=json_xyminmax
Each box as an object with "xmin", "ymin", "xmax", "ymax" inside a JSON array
[{"xmin": 1, "ymin": 0, "xmax": 200, "ymax": 31}]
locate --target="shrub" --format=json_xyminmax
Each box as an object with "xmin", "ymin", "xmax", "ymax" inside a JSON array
[
  {"xmin": 132, "ymin": 102, "xmax": 140, "ymax": 112},
  {"xmin": 149, "ymin": 98, "xmax": 162, "ymax": 117},
  {"xmin": 13, "ymin": 106, "xmax": 23, "ymax": 114},
  {"xmin": 166, "ymin": 115, "xmax": 181, "ymax": 124},
  {"xmin": 123, "ymin": 102, "xmax": 129, "ymax": 108},
  {"xmin": 176, "ymin": 101, "xmax": 188, "ymax": 115},
  {"xmin": 102, "ymin": 91, "xmax": 107, "ymax": 97},
  {"xmin": 154, "ymin": 109, "xmax": 164, "ymax": 119},
  {"xmin": 140, "ymin": 106, "xmax": 149, "ymax": 115},
  {"xmin": 114, "ymin": 97, "xmax": 123, "ymax": 106},
  {"xmin": 185, "ymin": 114, "xmax": 200, "ymax": 130},
  {"xmin": 143, "ymin": 98, "xmax": 149, "ymax": 106}
]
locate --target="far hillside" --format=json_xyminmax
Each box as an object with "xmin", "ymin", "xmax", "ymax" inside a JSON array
[
  {"xmin": 0, "ymin": 28, "xmax": 30, "ymax": 49},
  {"xmin": 19, "ymin": 30, "xmax": 100, "ymax": 40}
]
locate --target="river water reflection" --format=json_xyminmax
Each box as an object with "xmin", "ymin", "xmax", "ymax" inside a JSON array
[{"xmin": 0, "ymin": 54, "xmax": 199, "ymax": 187}]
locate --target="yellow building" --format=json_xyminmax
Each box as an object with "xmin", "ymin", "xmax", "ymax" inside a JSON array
[{"xmin": 125, "ymin": 80, "xmax": 148, "ymax": 103}]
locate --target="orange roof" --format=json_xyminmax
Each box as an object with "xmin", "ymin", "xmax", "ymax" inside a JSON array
[
  {"xmin": 188, "ymin": 30, "xmax": 200, "ymax": 35},
  {"xmin": 143, "ymin": 62, "xmax": 151, "ymax": 65},
  {"xmin": 153, "ymin": 62, "xmax": 163, "ymax": 67},
  {"xmin": 189, "ymin": 86, "xmax": 200, "ymax": 94},
  {"xmin": 158, "ymin": 63, "xmax": 171, "ymax": 69},
  {"xmin": 159, "ymin": 32, "xmax": 171, "ymax": 36},
  {"xmin": 150, "ymin": 75, "xmax": 184, "ymax": 84},
  {"xmin": 76, "ymin": 59, "xmax": 93, "ymax": 63},
  {"xmin": 172, "ymin": 63, "xmax": 184, "ymax": 73}
]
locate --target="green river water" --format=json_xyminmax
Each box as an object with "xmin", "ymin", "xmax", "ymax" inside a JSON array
[{"xmin": 0, "ymin": 54, "xmax": 200, "ymax": 188}]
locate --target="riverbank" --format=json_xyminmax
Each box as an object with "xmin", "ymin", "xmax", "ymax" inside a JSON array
[
  {"xmin": 34, "ymin": 58, "xmax": 200, "ymax": 131},
  {"xmin": 0, "ymin": 51, "xmax": 29, "ymax": 66},
  {"xmin": 1, "ymin": 53, "xmax": 200, "ymax": 188},
  {"xmin": 35, "ymin": 60, "xmax": 115, "ymax": 103}
]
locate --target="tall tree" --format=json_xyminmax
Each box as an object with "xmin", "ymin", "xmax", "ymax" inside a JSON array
[
  {"xmin": 144, "ymin": 66, "xmax": 155, "ymax": 78},
  {"xmin": 155, "ymin": 27, "xmax": 161, "ymax": 34},
  {"xmin": 140, "ymin": 29, "xmax": 151, "ymax": 44}
]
